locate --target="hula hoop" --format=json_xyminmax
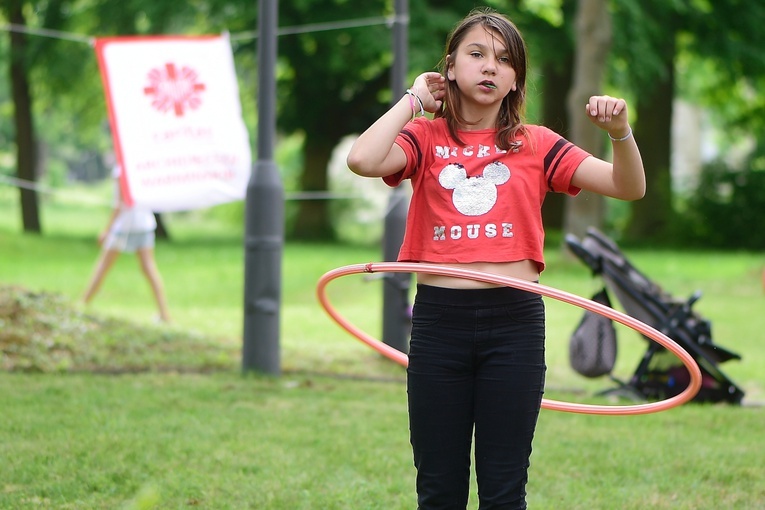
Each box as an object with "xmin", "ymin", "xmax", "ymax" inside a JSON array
[{"xmin": 316, "ymin": 262, "xmax": 702, "ymax": 416}]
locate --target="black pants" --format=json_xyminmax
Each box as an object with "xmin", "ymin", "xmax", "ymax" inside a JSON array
[{"xmin": 407, "ymin": 284, "xmax": 546, "ymax": 510}]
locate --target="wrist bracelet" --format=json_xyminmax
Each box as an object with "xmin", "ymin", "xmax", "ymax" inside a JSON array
[
  {"xmin": 608, "ymin": 127, "xmax": 633, "ymax": 142},
  {"xmin": 405, "ymin": 88, "xmax": 425, "ymax": 119},
  {"xmin": 406, "ymin": 92, "xmax": 416, "ymax": 121}
]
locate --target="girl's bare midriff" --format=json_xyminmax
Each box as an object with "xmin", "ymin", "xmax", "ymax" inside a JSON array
[{"xmin": 416, "ymin": 259, "xmax": 540, "ymax": 289}]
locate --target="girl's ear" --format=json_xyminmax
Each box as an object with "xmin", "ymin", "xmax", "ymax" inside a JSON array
[{"xmin": 446, "ymin": 54, "xmax": 456, "ymax": 81}]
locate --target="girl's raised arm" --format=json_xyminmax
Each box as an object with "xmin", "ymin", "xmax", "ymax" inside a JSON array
[
  {"xmin": 347, "ymin": 72, "xmax": 445, "ymax": 178},
  {"xmin": 571, "ymin": 95, "xmax": 646, "ymax": 201}
]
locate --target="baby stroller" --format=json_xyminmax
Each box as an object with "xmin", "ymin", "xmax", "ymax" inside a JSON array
[{"xmin": 565, "ymin": 227, "xmax": 745, "ymax": 404}]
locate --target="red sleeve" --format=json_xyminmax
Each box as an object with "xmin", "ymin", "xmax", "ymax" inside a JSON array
[
  {"xmin": 383, "ymin": 117, "xmax": 431, "ymax": 187},
  {"xmin": 534, "ymin": 125, "xmax": 591, "ymax": 196}
]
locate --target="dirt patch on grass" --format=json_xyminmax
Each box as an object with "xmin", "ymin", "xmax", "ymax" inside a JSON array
[{"xmin": 0, "ymin": 285, "xmax": 237, "ymax": 373}]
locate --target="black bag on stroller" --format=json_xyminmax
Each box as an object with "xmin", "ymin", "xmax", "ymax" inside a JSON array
[
  {"xmin": 569, "ymin": 288, "xmax": 617, "ymax": 378},
  {"xmin": 565, "ymin": 227, "xmax": 745, "ymax": 404}
]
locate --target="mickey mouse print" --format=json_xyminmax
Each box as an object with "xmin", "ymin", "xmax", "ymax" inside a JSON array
[
  {"xmin": 388, "ymin": 117, "xmax": 590, "ymax": 269},
  {"xmin": 439, "ymin": 161, "xmax": 510, "ymax": 216}
]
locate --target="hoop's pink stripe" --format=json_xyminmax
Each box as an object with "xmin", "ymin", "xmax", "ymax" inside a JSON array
[{"xmin": 316, "ymin": 262, "xmax": 702, "ymax": 416}]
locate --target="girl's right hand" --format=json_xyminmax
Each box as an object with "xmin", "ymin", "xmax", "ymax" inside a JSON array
[{"xmin": 411, "ymin": 72, "xmax": 446, "ymax": 113}]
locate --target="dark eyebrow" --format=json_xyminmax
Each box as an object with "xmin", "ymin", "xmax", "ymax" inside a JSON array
[{"xmin": 465, "ymin": 42, "xmax": 489, "ymax": 51}]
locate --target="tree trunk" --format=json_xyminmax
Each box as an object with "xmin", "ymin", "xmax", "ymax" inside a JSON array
[
  {"xmin": 9, "ymin": 0, "xmax": 42, "ymax": 233},
  {"xmin": 291, "ymin": 136, "xmax": 336, "ymax": 240},
  {"xmin": 624, "ymin": 48, "xmax": 675, "ymax": 243},
  {"xmin": 541, "ymin": 57, "xmax": 574, "ymax": 231},
  {"xmin": 154, "ymin": 213, "xmax": 169, "ymax": 240},
  {"xmin": 563, "ymin": 0, "xmax": 611, "ymax": 240}
]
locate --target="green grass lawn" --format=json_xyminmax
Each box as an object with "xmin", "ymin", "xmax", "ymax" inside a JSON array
[{"xmin": 1, "ymin": 184, "xmax": 764, "ymax": 509}]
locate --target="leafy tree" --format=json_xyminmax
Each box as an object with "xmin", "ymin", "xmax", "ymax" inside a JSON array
[
  {"xmin": 7, "ymin": 0, "xmax": 765, "ymax": 248},
  {"xmin": 610, "ymin": 0, "xmax": 765, "ymax": 243},
  {"xmin": 680, "ymin": 155, "xmax": 765, "ymax": 250},
  {"xmin": 274, "ymin": 0, "xmax": 391, "ymax": 240}
]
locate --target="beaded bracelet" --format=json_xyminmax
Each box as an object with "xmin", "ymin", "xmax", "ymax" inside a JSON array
[
  {"xmin": 608, "ymin": 127, "xmax": 633, "ymax": 142},
  {"xmin": 405, "ymin": 88, "xmax": 425, "ymax": 119}
]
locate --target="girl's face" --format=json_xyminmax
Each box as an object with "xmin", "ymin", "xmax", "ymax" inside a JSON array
[{"xmin": 446, "ymin": 25, "xmax": 517, "ymax": 108}]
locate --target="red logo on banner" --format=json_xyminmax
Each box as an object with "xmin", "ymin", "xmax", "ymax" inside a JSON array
[{"xmin": 143, "ymin": 63, "xmax": 206, "ymax": 116}]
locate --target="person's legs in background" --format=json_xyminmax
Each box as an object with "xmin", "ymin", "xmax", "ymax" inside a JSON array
[
  {"xmin": 82, "ymin": 248, "xmax": 121, "ymax": 304},
  {"xmin": 136, "ymin": 246, "xmax": 171, "ymax": 323}
]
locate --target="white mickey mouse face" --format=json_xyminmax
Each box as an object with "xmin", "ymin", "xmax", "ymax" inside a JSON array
[{"xmin": 438, "ymin": 161, "xmax": 510, "ymax": 216}]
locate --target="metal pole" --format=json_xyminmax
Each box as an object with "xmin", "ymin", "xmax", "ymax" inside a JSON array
[
  {"xmin": 381, "ymin": 0, "xmax": 411, "ymax": 353},
  {"xmin": 243, "ymin": 0, "xmax": 283, "ymax": 375},
  {"xmin": 391, "ymin": 0, "xmax": 408, "ymax": 100}
]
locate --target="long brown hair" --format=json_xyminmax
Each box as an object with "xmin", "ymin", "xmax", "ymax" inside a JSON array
[{"xmin": 435, "ymin": 8, "xmax": 528, "ymax": 151}]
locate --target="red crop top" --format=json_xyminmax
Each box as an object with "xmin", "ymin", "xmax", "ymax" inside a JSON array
[{"xmin": 384, "ymin": 117, "xmax": 591, "ymax": 272}]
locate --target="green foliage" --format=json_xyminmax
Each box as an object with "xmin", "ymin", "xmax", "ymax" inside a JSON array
[
  {"xmin": 276, "ymin": 0, "xmax": 392, "ymax": 140},
  {"xmin": 611, "ymin": 0, "xmax": 765, "ymax": 141},
  {"xmin": 4, "ymin": 0, "xmax": 765, "ymax": 242},
  {"xmin": 520, "ymin": 0, "xmax": 565, "ymax": 27},
  {"xmin": 677, "ymin": 52, "xmax": 765, "ymax": 147},
  {"xmin": 610, "ymin": 0, "xmax": 676, "ymax": 94},
  {"xmin": 674, "ymin": 155, "xmax": 765, "ymax": 249}
]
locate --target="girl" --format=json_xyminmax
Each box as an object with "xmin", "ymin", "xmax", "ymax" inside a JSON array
[
  {"xmin": 82, "ymin": 165, "xmax": 171, "ymax": 323},
  {"xmin": 347, "ymin": 8, "xmax": 644, "ymax": 509}
]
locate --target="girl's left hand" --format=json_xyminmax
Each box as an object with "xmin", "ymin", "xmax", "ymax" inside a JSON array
[{"xmin": 585, "ymin": 95, "xmax": 630, "ymax": 138}]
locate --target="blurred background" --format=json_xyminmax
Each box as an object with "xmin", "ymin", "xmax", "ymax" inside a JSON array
[{"xmin": 2, "ymin": 0, "xmax": 765, "ymax": 249}]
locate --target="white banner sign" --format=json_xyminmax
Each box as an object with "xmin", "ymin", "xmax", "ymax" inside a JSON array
[{"xmin": 95, "ymin": 34, "xmax": 251, "ymax": 211}]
